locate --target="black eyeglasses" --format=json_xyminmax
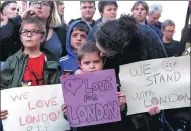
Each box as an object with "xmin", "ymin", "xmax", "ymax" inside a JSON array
[{"xmin": 20, "ymin": 29, "xmax": 45, "ymax": 36}]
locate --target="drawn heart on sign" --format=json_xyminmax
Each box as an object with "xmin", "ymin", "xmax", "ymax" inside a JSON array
[
  {"xmin": 64, "ymin": 78, "xmax": 83, "ymax": 96},
  {"xmin": 162, "ymin": 59, "xmax": 178, "ymax": 71}
]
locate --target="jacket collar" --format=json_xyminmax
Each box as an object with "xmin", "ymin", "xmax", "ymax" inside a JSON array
[
  {"xmin": 15, "ymin": 49, "xmax": 28, "ymax": 60},
  {"xmin": 14, "ymin": 50, "xmax": 59, "ymax": 70}
]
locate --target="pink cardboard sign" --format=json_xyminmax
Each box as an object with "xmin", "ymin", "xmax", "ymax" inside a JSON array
[{"xmin": 60, "ymin": 69, "xmax": 121, "ymax": 127}]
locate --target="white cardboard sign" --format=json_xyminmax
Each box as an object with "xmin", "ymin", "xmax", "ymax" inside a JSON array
[
  {"xmin": 1, "ymin": 84, "xmax": 70, "ymax": 131},
  {"xmin": 119, "ymin": 56, "xmax": 190, "ymax": 115}
]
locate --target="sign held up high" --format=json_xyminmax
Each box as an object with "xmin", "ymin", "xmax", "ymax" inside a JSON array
[{"xmin": 120, "ymin": 56, "xmax": 190, "ymax": 115}]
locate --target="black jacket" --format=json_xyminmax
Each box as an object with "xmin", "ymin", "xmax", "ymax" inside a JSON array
[
  {"xmin": 0, "ymin": 16, "xmax": 22, "ymax": 61},
  {"xmin": 163, "ymin": 40, "xmax": 180, "ymax": 57},
  {"xmin": 0, "ymin": 15, "xmax": 67, "ymax": 61},
  {"xmin": 103, "ymin": 23, "xmax": 167, "ymax": 129}
]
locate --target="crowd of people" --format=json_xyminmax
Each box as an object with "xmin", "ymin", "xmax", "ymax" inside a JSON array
[{"xmin": 0, "ymin": 1, "xmax": 190, "ymax": 131}]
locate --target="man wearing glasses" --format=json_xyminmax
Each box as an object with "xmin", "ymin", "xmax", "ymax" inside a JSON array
[{"xmin": 162, "ymin": 20, "xmax": 180, "ymax": 57}]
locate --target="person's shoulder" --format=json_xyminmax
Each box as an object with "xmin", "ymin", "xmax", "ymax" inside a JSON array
[
  {"xmin": 172, "ymin": 40, "xmax": 180, "ymax": 43},
  {"xmin": 135, "ymin": 24, "xmax": 167, "ymax": 58},
  {"xmin": 86, "ymin": 23, "xmax": 100, "ymax": 41},
  {"xmin": 42, "ymin": 48, "xmax": 59, "ymax": 62},
  {"xmin": 158, "ymin": 21, "xmax": 162, "ymax": 26},
  {"xmin": 3, "ymin": 50, "xmax": 23, "ymax": 70},
  {"xmin": 53, "ymin": 26, "xmax": 67, "ymax": 38},
  {"xmin": 95, "ymin": 17, "xmax": 102, "ymax": 23},
  {"xmin": 53, "ymin": 25, "xmax": 67, "ymax": 32},
  {"xmin": 148, "ymin": 24, "xmax": 160, "ymax": 31},
  {"xmin": 68, "ymin": 18, "xmax": 82, "ymax": 25},
  {"xmin": 135, "ymin": 24, "xmax": 152, "ymax": 38},
  {"xmin": 8, "ymin": 50, "xmax": 23, "ymax": 60},
  {"xmin": 137, "ymin": 24, "xmax": 161, "ymax": 39}
]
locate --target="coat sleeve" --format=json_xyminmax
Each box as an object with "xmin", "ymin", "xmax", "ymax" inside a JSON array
[
  {"xmin": 120, "ymin": 103, "xmax": 128, "ymax": 118},
  {"xmin": 0, "ymin": 57, "xmax": 15, "ymax": 90},
  {"xmin": 0, "ymin": 15, "xmax": 22, "ymax": 42}
]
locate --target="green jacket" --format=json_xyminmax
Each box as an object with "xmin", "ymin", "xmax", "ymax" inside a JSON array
[{"xmin": 0, "ymin": 50, "xmax": 61, "ymax": 90}]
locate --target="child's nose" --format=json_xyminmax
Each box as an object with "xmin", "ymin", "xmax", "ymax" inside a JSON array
[
  {"xmin": 77, "ymin": 35, "xmax": 81, "ymax": 40},
  {"xmin": 90, "ymin": 63, "xmax": 95, "ymax": 69}
]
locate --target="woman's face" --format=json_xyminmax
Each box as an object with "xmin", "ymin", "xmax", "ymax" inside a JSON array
[
  {"xmin": 57, "ymin": 2, "xmax": 65, "ymax": 16},
  {"xmin": 2, "ymin": 3, "xmax": 18, "ymax": 19},
  {"xmin": 101, "ymin": 4, "xmax": 117, "ymax": 21},
  {"xmin": 30, "ymin": 1, "xmax": 51, "ymax": 20}
]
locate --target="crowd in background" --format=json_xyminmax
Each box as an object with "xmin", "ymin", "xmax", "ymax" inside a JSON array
[{"xmin": 0, "ymin": 1, "xmax": 190, "ymax": 131}]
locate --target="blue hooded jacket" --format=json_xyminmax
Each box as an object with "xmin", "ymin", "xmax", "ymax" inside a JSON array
[{"xmin": 59, "ymin": 20, "xmax": 91, "ymax": 73}]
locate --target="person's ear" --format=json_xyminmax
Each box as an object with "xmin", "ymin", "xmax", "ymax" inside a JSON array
[
  {"xmin": 100, "ymin": 52, "xmax": 104, "ymax": 57},
  {"xmin": 40, "ymin": 34, "xmax": 45, "ymax": 43},
  {"xmin": 2, "ymin": 10, "xmax": 6, "ymax": 16},
  {"xmin": 20, "ymin": 35, "xmax": 23, "ymax": 42},
  {"xmin": 161, "ymin": 29, "xmax": 164, "ymax": 34},
  {"xmin": 99, "ymin": 12, "xmax": 103, "ymax": 17},
  {"xmin": 78, "ymin": 60, "xmax": 82, "ymax": 68}
]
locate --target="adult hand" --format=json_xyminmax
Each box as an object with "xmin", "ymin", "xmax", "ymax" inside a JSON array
[
  {"xmin": 21, "ymin": 7, "xmax": 36, "ymax": 20},
  {"xmin": 74, "ymin": 69, "xmax": 83, "ymax": 75},
  {"xmin": 148, "ymin": 105, "xmax": 160, "ymax": 116},
  {"xmin": 117, "ymin": 92, "xmax": 126, "ymax": 111},
  {"xmin": 0, "ymin": 110, "xmax": 8, "ymax": 120}
]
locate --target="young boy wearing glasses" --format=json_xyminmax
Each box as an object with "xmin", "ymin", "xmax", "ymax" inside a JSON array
[{"xmin": 0, "ymin": 17, "xmax": 61, "ymax": 120}]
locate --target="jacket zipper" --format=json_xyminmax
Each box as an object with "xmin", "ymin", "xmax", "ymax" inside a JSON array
[{"xmin": 18, "ymin": 56, "xmax": 28, "ymax": 87}]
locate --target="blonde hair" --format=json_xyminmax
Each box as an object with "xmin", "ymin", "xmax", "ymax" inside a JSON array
[
  {"xmin": 55, "ymin": 1, "xmax": 65, "ymax": 25},
  {"xmin": 48, "ymin": 1, "xmax": 62, "ymax": 28}
]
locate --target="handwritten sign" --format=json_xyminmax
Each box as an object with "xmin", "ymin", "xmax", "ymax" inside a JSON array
[
  {"xmin": 119, "ymin": 56, "xmax": 190, "ymax": 115},
  {"xmin": 60, "ymin": 69, "xmax": 121, "ymax": 127},
  {"xmin": 1, "ymin": 84, "xmax": 70, "ymax": 131}
]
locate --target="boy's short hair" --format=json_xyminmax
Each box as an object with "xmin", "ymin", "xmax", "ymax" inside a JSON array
[
  {"xmin": 72, "ymin": 22, "xmax": 90, "ymax": 35},
  {"xmin": 77, "ymin": 40, "xmax": 101, "ymax": 61},
  {"xmin": 98, "ymin": 1, "xmax": 118, "ymax": 13},
  {"xmin": 19, "ymin": 17, "xmax": 46, "ymax": 36},
  {"xmin": 80, "ymin": 1, "xmax": 95, "ymax": 5}
]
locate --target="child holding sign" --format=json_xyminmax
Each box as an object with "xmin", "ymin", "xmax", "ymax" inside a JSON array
[
  {"xmin": 62, "ymin": 41, "xmax": 130, "ymax": 131},
  {"xmin": 62, "ymin": 41, "xmax": 162, "ymax": 131},
  {"xmin": 0, "ymin": 18, "xmax": 60, "ymax": 120}
]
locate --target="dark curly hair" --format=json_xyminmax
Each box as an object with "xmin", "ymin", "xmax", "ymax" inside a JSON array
[{"xmin": 95, "ymin": 14, "xmax": 137, "ymax": 56}]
